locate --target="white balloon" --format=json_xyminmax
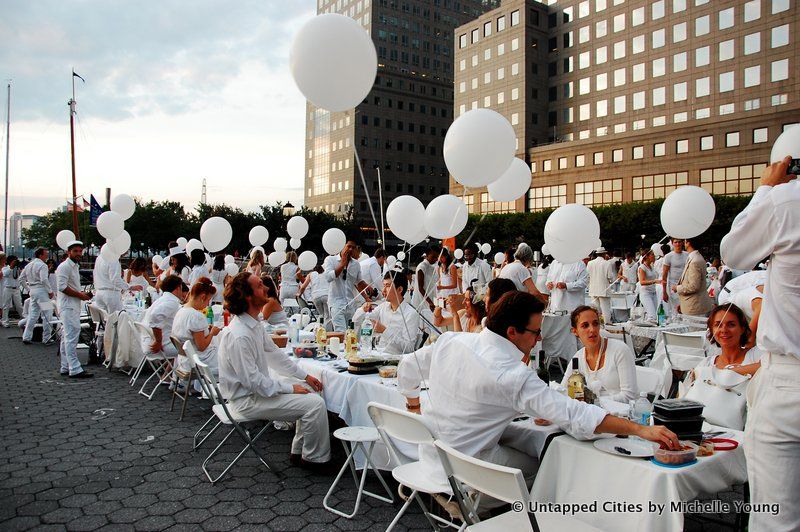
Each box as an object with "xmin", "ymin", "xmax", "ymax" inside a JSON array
[
  {"xmin": 200, "ymin": 217, "xmax": 232, "ymax": 253},
  {"xmin": 268, "ymin": 250, "xmax": 286, "ymax": 268},
  {"xmin": 186, "ymin": 238, "xmax": 204, "ymax": 254},
  {"xmin": 660, "ymin": 186, "xmax": 716, "ymax": 239},
  {"xmin": 651, "ymin": 243, "xmax": 664, "ymax": 257},
  {"xmin": 544, "ymin": 204, "xmax": 600, "ymax": 264},
  {"xmin": 154, "ymin": 256, "xmax": 167, "ymax": 270},
  {"xmin": 407, "ymin": 227, "xmax": 428, "ymax": 246},
  {"xmin": 480, "ymin": 243, "xmax": 491, "ymax": 255},
  {"xmin": 424, "ymin": 195, "xmax": 468, "ymax": 239},
  {"xmin": 541, "ymin": 244, "xmax": 550, "ymax": 256},
  {"xmin": 493, "ymin": 252, "xmax": 506, "ymax": 265},
  {"xmin": 386, "ymin": 255, "xmax": 397, "ymax": 269},
  {"xmin": 289, "ymin": 237, "xmax": 302, "ymax": 249},
  {"xmin": 224, "ymin": 254, "xmax": 235, "ymax": 264},
  {"xmin": 298, "ymin": 250, "xmax": 317, "ymax": 271},
  {"xmin": 110, "ymin": 230, "xmax": 131, "ymax": 255},
  {"xmin": 224, "ymin": 262, "xmax": 239, "ymax": 276},
  {"xmin": 487, "ymin": 158, "xmax": 531, "ymax": 202},
  {"xmin": 397, "ymin": 251, "xmax": 407, "ymax": 261},
  {"xmin": 111, "ymin": 194, "xmax": 136, "ymax": 220},
  {"xmin": 100, "ymin": 243, "xmax": 117, "ymax": 261},
  {"xmin": 151, "ymin": 254, "xmax": 163, "ymax": 266},
  {"xmin": 290, "ymin": 13, "xmax": 377, "ymax": 112},
  {"xmin": 56, "ymin": 230, "xmax": 75, "ymax": 251},
  {"xmin": 97, "ymin": 211, "xmax": 124, "ymax": 240},
  {"xmin": 287, "ymin": 216, "xmax": 309, "ymax": 239},
  {"xmin": 322, "ymin": 228, "xmax": 346, "ymax": 255},
  {"xmin": 770, "ymin": 125, "xmax": 800, "ymax": 163},
  {"xmin": 249, "ymin": 226, "xmax": 269, "ymax": 247},
  {"xmin": 444, "ymin": 109, "xmax": 516, "ymax": 188},
  {"xmin": 273, "ymin": 237, "xmax": 288, "ymax": 252},
  {"xmin": 176, "ymin": 237, "xmax": 188, "ymax": 248},
  {"xmin": 453, "ymin": 249, "xmax": 463, "ymax": 260},
  {"xmin": 386, "ymin": 195, "xmax": 426, "ymax": 243},
  {"xmin": 251, "ymin": 245, "xmax": 265, "ymax": 258}
]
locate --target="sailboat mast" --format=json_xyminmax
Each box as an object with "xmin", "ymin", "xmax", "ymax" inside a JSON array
[
  {"xmin": 69, "ymin": 70, "xmax": 79, "ymax": 238},
  {"xmin": 3, "ymin": 81, "xmax": 10, "ymax": 251}
]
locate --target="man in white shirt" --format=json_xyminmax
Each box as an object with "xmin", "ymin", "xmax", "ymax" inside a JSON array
[
  {"xmin": 661, "ymin": 238, "xmax": 687, "ymax": 317},
  {"xmin": 140, "ymin": 275, "xmax": 187, "ymax": 358},
  {"xmin": 1, "ymin": 255, "xmax": 24, "ymax": 327},
  {"xmin": 56, "ymin": 242, "xmax": 93, "ymax": 378},
  {"xmin": 218, "ymin": 272, "xmax": 331, "ymax": 470},
  {"xmin": 352, "ymin": 272, "xmax": 420, "ymax": 354},
  {"xmin": 21, "ymin": 248, "xmax": 55, "ymax": 345},
  {"xmin": 618, "ymin": 251, "xmax": 639, "ymax": 292},
  {"xmin": 461, "ymin": 243, "xmax": 492, "ymax": 293},
  {"xmin": 412, "ymin": 245, "xmax": 440, "ymax": 311},
  {"xmin": 587, "ymin": 248, "xmax": 614, "ymax": 323},
  {"xmin": 323, "ymin": 240, "xmax": 372, "ymax": 332},
  {"xmin": 399, "ymin": 291, "xmax": 678, "ymax": 486},
  {"xmin": 94, "ymin": 253, "xmax": 138, "ymax": 315},
  {"xmin": 359, "ymin": 248, "xmax": 386, "ymax": 302},
  {"xmin": 546, "ymin": 259, "xmax": 588, "ymax": 312},
  {"xmin": 720, "ymin": 156, "xmax": 800, "ymax": 531}
]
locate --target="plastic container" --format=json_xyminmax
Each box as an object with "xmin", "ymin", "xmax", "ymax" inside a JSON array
[
  {"xmin": 652, "ymin": 414, "xmax": 705, "ymax": 435},
  {"xmin": 653, "ymin": 441, "xmax": 699, "ymax": 466},
  {"xmin": 653, "ymin": 399, "xmax": 704, "ymax": 419}
]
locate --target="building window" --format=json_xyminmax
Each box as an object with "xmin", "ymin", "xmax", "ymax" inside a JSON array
[
  {"xmin": 676, "ymin": 139, "xmax": 689, "ymax": 153},
  {"xmin": 593, "ymin": 152, "xmax": 604, "ymax": 164},
  {"xmin": 719, "ymin": 71, "xmax": 735, "ymax": 92},
  {"xmin": 726, "ymin": 132, "xmax": 741, "ymax": 147},
  {"xmin": 744, "ymin": 0, "xmax": 761, "ymax": 23},
  {"xmin": 745, "ymin": 32, "xmax": 761, "ymax": 55},
  {"xmin": 700, "ymin": 135, "xmax": 714, "ymax": 150},
  {"xmin": 612, "ymin": 149, "xmax": 623, "ymax": 162},
  {"xmin": 459, "ymin": 34, "xmax": 467, "ymax": 48},
  {"xmin": 632, "ymin": 146, "xmax": 644, "ymax": 159},
  {"xmin": 654, "ymin": 143, "xmax": 666, "ymax": 157},
  {"xmin": 543, "ymin": 159, "xmax": 552, "ymax": 171},
  {"xmin": 632, "ymin": 172, "xmax": 689, "ymax": 201},
  {"xmin": 528, "ymin": 185, "xmax": 567, "ymax": 212},
  {"xmin": 557, "ymin": 157, "xmax": 567, "ymax": 170},
  {"xmin": 753, "ymin": 127, "xmax": 769, "ymax": 143},
  {"xmin": 695, "ymin": 15, "xmax": 710, "ymax": 36},
  {"xmin": 772, "ymin": 25, "xmax": 789, "ymax": 48},
  {"xmin": 719, "ymin": 8, "xmax": 734, "ymax": 29},
  {"xmin": 575, "ymin": 179, "xmax": 623, "ymax": 206},
  {"xmin": 511, "ymin": 10, "xmax": 520, "ymax": 26},
  {"xmin": 471, "ymin": 28, "xmax": 479, "ymax": 44},
  {"xmin": 652, "ymin": 28, "xmax": 665, "ymax": 48},
  {"xmin": 700, "ymin": 163, "xmax": 766, "ymax": 196},
  {"xmin": 497, "ymin": 15, "xmax": 506, "ymax": 32},
  {"xmin": 696, "ymin": 46, "xmax": 710, "ymax": 67},
  {"xmin": 576, "ymin": 154, "xmax": 586, "ymax": 167},
  {"xmin": 771, "ymin": 59, "xmax": 789, "ymax": 82},
  {"xmin": 480, "ymin": 192, "xmax": 515, "ymax": 213}
]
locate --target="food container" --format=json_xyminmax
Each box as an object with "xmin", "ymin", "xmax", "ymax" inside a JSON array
[
  {"xmin": 652, "ymin": 414, "xmax": 705, "ymax": 436},
  {"xmin": 293, "ymin": 344, "xmax": 319, "ymax": 358},
  {"xmin": 271, "ymin": 335, "xmax": 288, "ymax": 348},
  {"xmin": 653, "ymin": 441, "xmax": 698, "ymax": 466},
  {"xmin": 378, "ymin": 366, "xmax": 397, "ymax": 378},
  {"xmin": 653, "ymin": 399, "xmax": 704, "ymax": 419}
]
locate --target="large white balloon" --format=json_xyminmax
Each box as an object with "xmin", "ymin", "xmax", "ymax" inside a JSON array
[
  {"xmin": 111, "ymin": 194, "xmax": 136, "ymax": 220},
  {"xmin": 480, "ymin": 243, "xmax": 491, "ymax": 255},
  {"xmin": 289, "ymin": 237, "xmax": 302, "ymax": 249},
  {"xmin": 386, "ymin": 255, "xmax": 397, "ymax": 269},
  {"xmin": 493, "ymin": 252, "xmax": 506, "ymax": 266},
  {"xmin": 298, "ymin": 250, "xmax": 317, "ymax": 271},
  {"xmin": 249, "ymin": 226, "xmax": 269, "ymax": 247},
  {"xmin": 151, "ymin": 254, "xmax": 163, "ymax": 266},
  {"xmin": 268, "ymin": 251, "xmax": 286, "ymax": 268},
  {"xmin": 453, "ymin": 249, "xmax": 463, "ymax": 260},
  {"xmin": 322, "ymin": 228, "xmax": 346, "ymax": 255},
  {"xmin": 287, "ymin": 216, "xmax": 309, "ymax": 239},
  {"xmin": 224, "ymin": 254, "xmax": 235, "ymax": 264},
  {"xmin": 224, "ymin": 262, "xmax": 239, "ymax": 276},
  {"xmin": 110, "ymin": 230, "xmax": 131, "ymax": 256},
  {"xmin": 397, "ymin": 251, "xmax": 407, "ymax": 261},
  {"xmin": 488, "ymin": 158, "xmax": 531, "ymax": 202},
  {"xmin": 273, "ymin": 237, "xmax": 288, "ymax": 252},
  {"xmin": 100, "ymin": 243, "xmax": 117, "ymax": 261},
  {"xmin": 544, "ymin": 204, "xmax": 600, "ymax": 264},
  {"xmin": 444, "ymin": 109, "xmax": 516, "ymax": 188},
  {"xmin": 176, "ymin": 237, "xmax": 188, "ymax": 248},
  {"xmin": 97, "ymin": 211, "xmax": 124, "ymax": 240},
  {"xmin": 541, "ymin": 244, "xmax": 550, "ymax": 256},
  {"xmin": 200, "ymin": 217, "xmax": 232, "ymax": 252},
  {"xmin": 186, "ymin": 238, "xmax": 204, "ymax": 254},
  {"xmin": 660, "ymin": 186, "xmax": 716, "ymax": 239},
  {"xmin": 386, "ymin": 195, "xmax": 426, "ymax": 243},
  {"xmin": 770, "ymin": 125, "xmax": 800, "ymax": 163},
  {"xmin": 56, "ymin": 230, "xmax": 75, "ymax": 251},
  {"xmin": 290, "ymin": 13, "xmax": 377, "ymax": 112},
  {"xmin": 407, "ymin": 227, "xmax": 428, "ymax": 246},
  {"xmin": 424, "ymin": 195, "xmax": 468, "ymax": 239}
]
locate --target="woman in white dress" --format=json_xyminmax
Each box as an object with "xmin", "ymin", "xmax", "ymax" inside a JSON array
[
  {"xmin": 637, "ymin": 249, "xmax": 660, "ymax": 321},
  {"xmin": 437, "ymin": 248, "xmax": 460, "ymax": 297},
  {"xmin": 561, "ymin": 305, "xmax": 638, "ymax": 402},
  {"xmin": 208, "ymin": 255, "xmax": 228, "ymax": 304},
  {"xmin": 187, "ymin": 249, "xmax": 209, "ymax": 288},
  {"xmin": 246, "ymin": 249, "xmax": 265, "ymax": 277},
  {"xmin": 172, "ymin": 277, "xmax": 221, "ymax": 378},
  {"xmin": 298, "ymin": 265, "xmax": 330, "ymax": 324},
  {"xmin": 280, "ymin": 251, "xmax": 301, "ymax": 303},
  {"xmin": 125, "ymin": 258, "xmax": 154, "ymax": 291},
  {"xmin": 499, "ymin": 243, "xmax": 546, "ymax": 302},
  {"xmin": 261, "ymin": 276, "xmax": 289, "ymax": 327},
  {"xmin": 693, "ymin": 303, "xmax": 762, "ymax": 376},
  {"xmin": 534, "ymin": 254, "xmax": 552, "ymax": 297}
]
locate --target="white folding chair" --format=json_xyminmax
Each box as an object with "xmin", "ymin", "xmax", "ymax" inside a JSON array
[
  {"xmin": 169, "ymin": 336, "xmax": 195, "ymax": 421},
  {"xmin": 189, "ymin": 343, "xmax": 283, "ymax": 484},
  {"xmin": 131, "ymin": 321, "xmax": 175, "ymax": 400},
  {"xmin": 635, "ymin": 366, "xmax": 665, "ymax": 398},
  {"xmin": 366, "ymin": 402, "xmax": 456, "ymax": 531},
  {"xmin": 88, "ymin": 303, "xmax": 109, "ymax": 365},
  {"xmin": 609, "ymin": 293, "xmax": 632, "ymax": 323},
  {"xmin": 662, "ymin": 331, "xmax": 707, "ymax": 371}
]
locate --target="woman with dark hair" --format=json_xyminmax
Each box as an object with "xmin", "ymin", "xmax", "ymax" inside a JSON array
[
  {"xmin": 126, "ymin": 258, "xmax": 154, "ymax": 291},
  {"xmin": 437, "ymin": 247, "xmax": 460, "ymax": 297},
  {"xmin": 209, "ymin": 255, "xmax": 228, "ymax": 303},
  {"xmin": 173, "ymin": 277, "xmax": 221, "ymax": 378},
  {"xmin": 187, "ymin": 249, "xmax": 209, "ymax": 287},
  {"xmin": 261, "ymin": 276, "xmax": 289, "ymax": 327},
  {"xmin": 449, "ymin": 287, "xmax": 486, "ymax": 333},
  {"xmin": 696, "ymin": 303, "xmax": 762, "ymax": 374},
  {"xmin": 484, "ymin": 277, "xmax": 517, "ymax": 314},
  {"xmin": 534, "ymin": 253, "xmax": 552, "ymax": 297},
  {"xmin": 158, "ymin": 243, "xmax": 190, "ymax": 290}
]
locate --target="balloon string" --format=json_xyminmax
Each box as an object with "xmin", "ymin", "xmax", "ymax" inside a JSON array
[{"xmin": 352, "ymin": 143, "xmax": 381, "ymax": 244}]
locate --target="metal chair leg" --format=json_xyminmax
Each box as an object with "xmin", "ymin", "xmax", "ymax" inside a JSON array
[
  {"xmin": 324, "ymin": 441, "xmax": 393, "ymax": 519},
  {"xmin": 193, "ymin": 415, "xmax": 222, "ymax": 451},
  {"xmin": 129, "ymin": 357, "xmax": 147, "ymax": 386},
  {"xmin": 179, "ymin": 368, "xmax": 193, "ymax": 421},
  {"xmin": 386, "ymin": 488, "xmax": 418, "ymax": 531}
]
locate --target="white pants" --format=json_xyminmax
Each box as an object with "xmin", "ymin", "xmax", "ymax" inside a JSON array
[
  {"xmin": 662, "ymin": 285, "xmax": 679, "ymax": 317},
  {"xmin": 22, "ymin": 288, "xmax": 53, "ymax": 343},
  {"xmin": 2, "ymin": 287, "xmax": 23, "ymax": 326},
  {"xmin": 229, "ymin": 390, "xmax": 331, "ymax": 463},
  {"xmin": 280, "ymin": 286, "xmax": 299, "ymax": 303},
  {"xmin": 639, "ymin": 290, "xmax": 659, "ymax": 321},
  {"xmin": 59, "ymin": 307, "xmax": 83, "ymax": 375},
  {"xmin": 312, "ymin": 298, "xmax": 330, "ymax": 329},
  {"xmin": 95, "ymin": 290, "xmax": 123, "ymax": 315},
  {"xmin": 591, "ymin": 296, "xmax": 612, "ymax": 323},
  {"xmin": 328, "ymin": 297, "xmax": 355, "ymax": 332},
  {"xmin": 745, "ymin": 353, "xmax": 800, "ymax": 532}
]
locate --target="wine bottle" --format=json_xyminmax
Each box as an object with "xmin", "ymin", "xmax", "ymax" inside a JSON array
[
  {"xmin": 344, "ymin": 320, "xmax": 358, "ymax": 357},
  {"xmin": 537, "ymin": 350, "xmax": 551, "ymax": 383},
  {"xmin": 566, "ymin": 358, "xmax": 587, "ymax": 401},
  {"xmin": 315, "ymin": 318, "xmax": 328, "ymax": 348}
]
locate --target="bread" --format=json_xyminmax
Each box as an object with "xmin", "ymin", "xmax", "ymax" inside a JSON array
[{"xmin": 378, "ymin": 366, "xmax": 397, "ymax": 378}]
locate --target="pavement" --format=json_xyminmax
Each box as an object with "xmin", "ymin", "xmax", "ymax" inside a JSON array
[{"xmin": 0, "ymin": 326, "xmax": 744, "ymax": 531}]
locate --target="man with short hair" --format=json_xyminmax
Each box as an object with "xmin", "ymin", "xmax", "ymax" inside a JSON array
[
  {"xmin": 218, "ymin": 272, "xmax": 331, "ymax": 470},
  {"xmin": 587, "ymin": 247, "xmax": 614, "ymax": 322},
  {"xmin": 353, "ymin": 272, "xmax": 419, "ymax": 354},
  {"xmin": 461, "ymin": 243, "xmax": 492, "ymax": 292},
  {"xmin": 661, "ymin": 237, "xmax": 688, "ymax": 316},
  {"xmin": 673, "ymin": 236, "xmax": 714, "ymax": 317},
  {"xmin": 412, "ymin": 245, "xmax": 440, "ymax": 311},
  {"xmin": 140, "ymin": 275, "xmax": 187, "ymax": 358},
  {"xmin": 323, "ymin": 240, "xmax": 372, "ymax": 331},
  {"xmin": 57, "ymin": 241, "xmax": 94, "ymax": 378},
  {"xmin": 1, "ymin": 255, "xmax": 24, "ymax": 327},
  {"xmin": 360, "ymin": 248, "xmax": 386, "ymax": 302},
  {"xmin": 21, "ymin": 247, "xmax": 54, "ymax": 345}
]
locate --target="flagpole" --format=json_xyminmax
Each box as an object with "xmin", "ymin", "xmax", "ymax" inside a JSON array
[
  {"xmin": 69, "ymin": 69, "xmax": 79, "ymax": 238},
  {"xmin": 3, "ymin": 80, "xmax": 10, "ymax": 252}
]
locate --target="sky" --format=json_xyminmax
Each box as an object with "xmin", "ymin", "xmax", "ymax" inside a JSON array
[{"xmin": 0, "ymin": 0, "xmax": 316, "ymax": 234}]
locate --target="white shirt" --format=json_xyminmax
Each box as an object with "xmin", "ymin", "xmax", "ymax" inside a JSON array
[
  {"xmin": 412, "ymin": 260, "xmax": 438, "ymax": 308},
  {"xmin": 2, "ymin": 266, "xmax": 19, "ymax": 289},
  {"xmin": 173, "ymin": 307, "xmax": 212, "ymax": 352},
  {"xmin": 187, "ymin": 265, "xmax": 208, "ymax": 287},
  {"xmin": 461, "ymin": 258, "xmax": 492, "ymax": 291},
  {"xmin": 141, "ymin": 291, "xmax": 182, "ymax": 352},
  {"xmin": 638, "ymin": 263, "xmax": 659, "ymax": 293},
  {"xmin": 546, "ymin": 261, "xmax": 588, "ymax": 312},
  {"xmin": 561, "ymin": 339, "xmax": 638, "ymax": 403},
  {"xmin": 55, "ymin": 259, "xmax": 82, "ymax": 311},
  {"xmin": 93, "ymin": 255, "xmax": 128, "ymax": 291},
  {"xmin": 587, "ymin": 257, "xmax": 613, "ymax": 297},
  {"xmin": 360, "ymin": 256, "xmax": 383, "ymax": 293},
  {"xmin": 535, "ymin": 264, "xmax": 550, "ymax": 295},
  {"xmin": 721, "ymin": 182, "xmax": 800, "ymax": 359},
  {"xmin": 352, "ymin": 300, "xmax": 420, "ymax": 354},
  {"xmin": 499, "ymin": 261, "xmax": 532, "ymax": 292},
  {"xmin": 21, "ymin": 258, "xmax": 50, "ymax": 291},
  {"xmin": 398, "ymin": 329, "xmax": 607, "ymax": 474},
  {"xmin": 280, "ymin": 262, "xmax": 299, "ymax": 291},
  {"xmin": 323, "ymin": 254, "xmax": 363, "ymax": 301},
  {"xmin": 663, "ymin": 251, "xmax": 688, "ymax": 287},
  {"xmin": 718, "ymin": 270, "xmax": 768, "ymax": 305},
  {"xmin": 217, "ymin": 313, "xmax": 307, "ymax": 401},
  {"xmin": 697, "ymin": 346, "xmax": 763, "ymax": 369},
  {"xmin": 305, "ymin": 271, "xmax": 330, "ymax": 301},
  {"xmin": 621, "ymin": 259, "xmax": 639, "ymax": 285}
]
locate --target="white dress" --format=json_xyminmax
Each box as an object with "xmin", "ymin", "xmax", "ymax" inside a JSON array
[
  {"xmin": 638, "ymin": 263, "xmax": 660, "ymax": 320},
  {"xmin": 172, "ymin": 306, "xmax": 218, "ymax": 376},
  {"xmin": 280, "ymin": 263, "xmax": 300, "ymax": 301},
  {"xmin": 209, "ymin": 269, "xmax": 227, "ymax": 303},
  {"xmin": 438, "ymin": 265, "xmax": 460, "ymax": 298},
  {"xmin": 561, "ymin": 338, "xmax": 639, "ymax": 403},
  {"xmin": 499, "ymin": 261, "xmax": 532, "ymax": 292}
]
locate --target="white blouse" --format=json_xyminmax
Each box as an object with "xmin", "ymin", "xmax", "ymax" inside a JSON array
[{"xmin": 561, "ymin": 338, "xmax": 639, "ymax": 403}]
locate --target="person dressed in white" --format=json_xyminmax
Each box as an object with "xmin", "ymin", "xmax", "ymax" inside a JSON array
[
  {"xmin": 412, "ymin": 245, "xmax": 440, "ymax": 311},
  {"xmin": 587, "ymin": 248, "xmax": 614, "ymax": 323},
  {"xmin": 637, "ymin": 249, "xmax": 661, "ymax": 321},
  {"xmin": 561, "ymin": 306, "xmax": 638, "ymax": 402},
  {"xmin": 352, "ymin": 273, "xmax": 420, "ymax": 354},
  {"xmin": 298, "ymin": 265, "xmax": 330, "ymax": 326},
  {"xmin": 172, "ymin": 276, "xmax": 221, "ymax": 378},
  {"xmin": 436, "ymin": 248, "xmax": 460, "ymax": 298},
  {"xmin": 94, "ymin": 253, "xmax": 138, "ymax": 314},
  {"xmin": 399, "ymin": 291, "xmax": 678, "ymax": 487},
  {"xmin": 546, "ymin": 259, "xmax": 588, "ymax": 312},
  {"xmin": 500, "ymin": 243, "xmax": 545, "ymax": 300},
  {"xmin": 661, "ymin": 238, "xmax": 687, "ymax": 317},
  {"xmin": 534, "ymin": 255, "xmax": 552, "ymax": 297},
  {"xmin": 618, "ymin": 252, "xmax": 640, "ymax": 292},
  {"xmin": 720, "ymin": 156, "xmax": 800, "ymax": 532},
  {"xmin": 359, "ymin": 248, "xmax": 386, "ymax": 302},
  {"xmin": 279, "ymin": 251, "xmax": 301, "ymax": 303},
  {"xmin": 1, "ymin": 255, "xmax": 24, "ymax": 327},
  {"xmin": 217, "ymin": 272, "xmax": 332, "ymax": 470},
  {"xmin": 140, "ymin": 275, "xmax": 186, "ymax": 358},
  {"xmin": 691, "ymin": 303, "xmax": 762, "ymax": 376},
  {"xmin": 187, "ymin": 249, "xmax": 209, "ymax": 288},
  {"xmin": 718, "ymin": 270, "xmax": 767, "ymax": 306},
  {"xmin": 21, "ymin": 248, "xmax": 55, "ymax": 345},
  {"xmin": 461, "ymin": 243, "xmax": 492, "ymax": 294},
  {"xmin": 125, "ymin": 257, "xmax": 154, "ymax": 292},
  {"xmin": 56, "ymin": 242, "xmax": 94, "ymax": 378},
  {"xmin": 208, "ymin": 255, "xmax": 228, "ymax": 304},
  {"xmin": 260, "ymin": 276, "xmax": 289, "ymax": 328},
  {"xmin": 323, "ymin": 240, "xmax": 371, "ymax": 332}
]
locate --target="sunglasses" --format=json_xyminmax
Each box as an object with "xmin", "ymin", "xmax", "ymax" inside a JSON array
[{"xmin": 524, "ymin": 328, "xmax": 542, "ymax": 338}]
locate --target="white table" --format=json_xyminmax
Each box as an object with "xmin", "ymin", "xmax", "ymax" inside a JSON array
[{"xmin": 530, "ymin": 424, "xmax": 747, "ymax": 532}]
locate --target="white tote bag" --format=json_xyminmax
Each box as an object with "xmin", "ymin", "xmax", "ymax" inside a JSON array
[{"xmin": 684, "ymin": 365, "xmax": 750, "ymax": 430}]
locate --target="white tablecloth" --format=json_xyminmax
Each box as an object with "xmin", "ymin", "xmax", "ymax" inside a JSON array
[
  {"xmin": 621, "ymin": 322, "xmax": 695, "ymax": 341},
  {"xmin": 530, "ymin": 424, "xmax": 747, "ymax": 532}
]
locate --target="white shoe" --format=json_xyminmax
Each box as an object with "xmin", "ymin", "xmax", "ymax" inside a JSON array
[{"xmin": 273, "ymin": 421, "xmax": 294, "ymax": 431}]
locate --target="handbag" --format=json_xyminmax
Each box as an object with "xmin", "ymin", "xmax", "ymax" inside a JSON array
[{"xmin": 683, "ymin": 365, "xmax": 750, "ymax": 430}]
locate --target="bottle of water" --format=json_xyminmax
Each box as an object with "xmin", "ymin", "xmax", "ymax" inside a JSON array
[
  {"xmin": 359, "ymin": 319, "xmax": 374, "ymax": 353},
  {"xmin": 632, "ymin": 392, "xmax": 653, "ymax": 425}
]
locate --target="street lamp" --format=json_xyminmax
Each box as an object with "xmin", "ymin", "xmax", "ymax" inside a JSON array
[
  {"xmin": 283, "ymin": 202, "xmax": 295, "ymax": 217},
  {"xmin": 640, "ymin": 234, "xmax": 646, "ymax": 249}
]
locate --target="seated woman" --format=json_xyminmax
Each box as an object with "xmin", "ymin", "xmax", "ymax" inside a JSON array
[
  {"xmin": 449, "ymin": 287, "xmax": 486, "ymax": 333},
  {"xmin": 260, "ymin": 276, "xmax": 289, "ymax": 328},
  {"xmin": 126, "ymin": 257, "xmax": 155, "ymax": 292},
  {"xmin": 172, "ymin": 277, "xmax": 221, "ymax": 380},
  {"xmin": 560, "ymin": 305, "xmax": 638, "ymax": 403},
  {"xmin": 692, "ymin": 303, "xmax": 762, "ymax": 379}
]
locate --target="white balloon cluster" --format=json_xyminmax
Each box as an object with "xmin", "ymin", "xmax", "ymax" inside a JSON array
[{"xmin": 86, "ymin": 193, "xmax": 137, "ymax": 258}]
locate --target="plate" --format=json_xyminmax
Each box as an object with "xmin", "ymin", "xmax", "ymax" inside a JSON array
[{"xmin": 593, "ymin": 437, "xmax": 657, "ymax": 458}]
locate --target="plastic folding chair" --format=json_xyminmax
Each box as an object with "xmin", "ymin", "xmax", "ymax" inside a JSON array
[
  {"xmin": 662, "ymin": 331, "xmax": 707, "ymax": 371},
  {"xmin": 131, "ymin": 321, "xmax": 175, "ymax": 400},
  {"xmin": 169, "ymin": 336, "xmax": 195, "ymax": 421},
  {"xmin": 88, "ymin": 303, "xmax": 109, "ymax": 365},
  {"xmin": 635, "ymin": 365, "xmax": 665, "ymax": 398}
]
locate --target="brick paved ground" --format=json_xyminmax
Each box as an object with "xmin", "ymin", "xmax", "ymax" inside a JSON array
[{"xmin": 0, "ymin": 326, "xmax": 744, "ymax": 531}]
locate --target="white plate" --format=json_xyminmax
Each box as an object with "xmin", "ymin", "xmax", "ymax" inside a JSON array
[{"xmin": 593, "ymin": 437, "xmax": 657, "ymax": 458}]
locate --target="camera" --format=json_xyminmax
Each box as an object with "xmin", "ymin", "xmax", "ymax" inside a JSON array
[{"xmin": 788, "ymin": 158, "xmax": 800, "ymax": 175}]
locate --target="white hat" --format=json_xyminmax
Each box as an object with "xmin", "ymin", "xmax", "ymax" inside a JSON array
[
  {"xmin": 595, "ymin": 246, "xmax": 608, "ymax": 254},
  {"xmin": 168, "ymin": 246, "xmax": 185, "ymax": 257},
  {"xmin": 66, "ymin": 240, "xmax": 84, "ymax": 250}
]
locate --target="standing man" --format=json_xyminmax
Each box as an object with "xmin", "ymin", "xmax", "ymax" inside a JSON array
[
  {"xmin": 587, "ymin": 248, "xmax": 613, "ymax": 323},
  {"xmin": 94, "ymin": 252, "xmax": 138, "ymax": 314},
  {"xmin": 546, "ymin": 259, "xmax": 589, "ymax": 313},
  {"xmin": 1, "ymin": 255, "xmax": 24, "ymax": 327},
  {"xmin": 56, "ymin": 241, "xmax": 93, "ymax": 378},
  {"xmin": 360, "ymin": 248, "xmax": 386, "ymax": 302},
  {"xmin": 461, "ymin": 243, "xmax": 492, "ymax": 293},
  {"xmin": 618, "ymin": 252, "xmax": 640, "ymax": 292},
  {"xmin": 412, "ymin": 245, "xmax": 440, "ymax": 311},
  {"xmin": 21, "ymin": 248, "xmax": 54, "ymax": 345},
  {"xmin": 720, "ymin": 156, "xmax": 800, "ymax": 532},
  {"xmin": 672, "ymin": 236, "xmax": 714, "ymax": 317},
  {"xmin": 661, "ymin": 237, "xmax": 688, "ymax": 317},
  {"xmin": 323, "ymin": 240, "xmax": 372, "ymax": 332}
]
